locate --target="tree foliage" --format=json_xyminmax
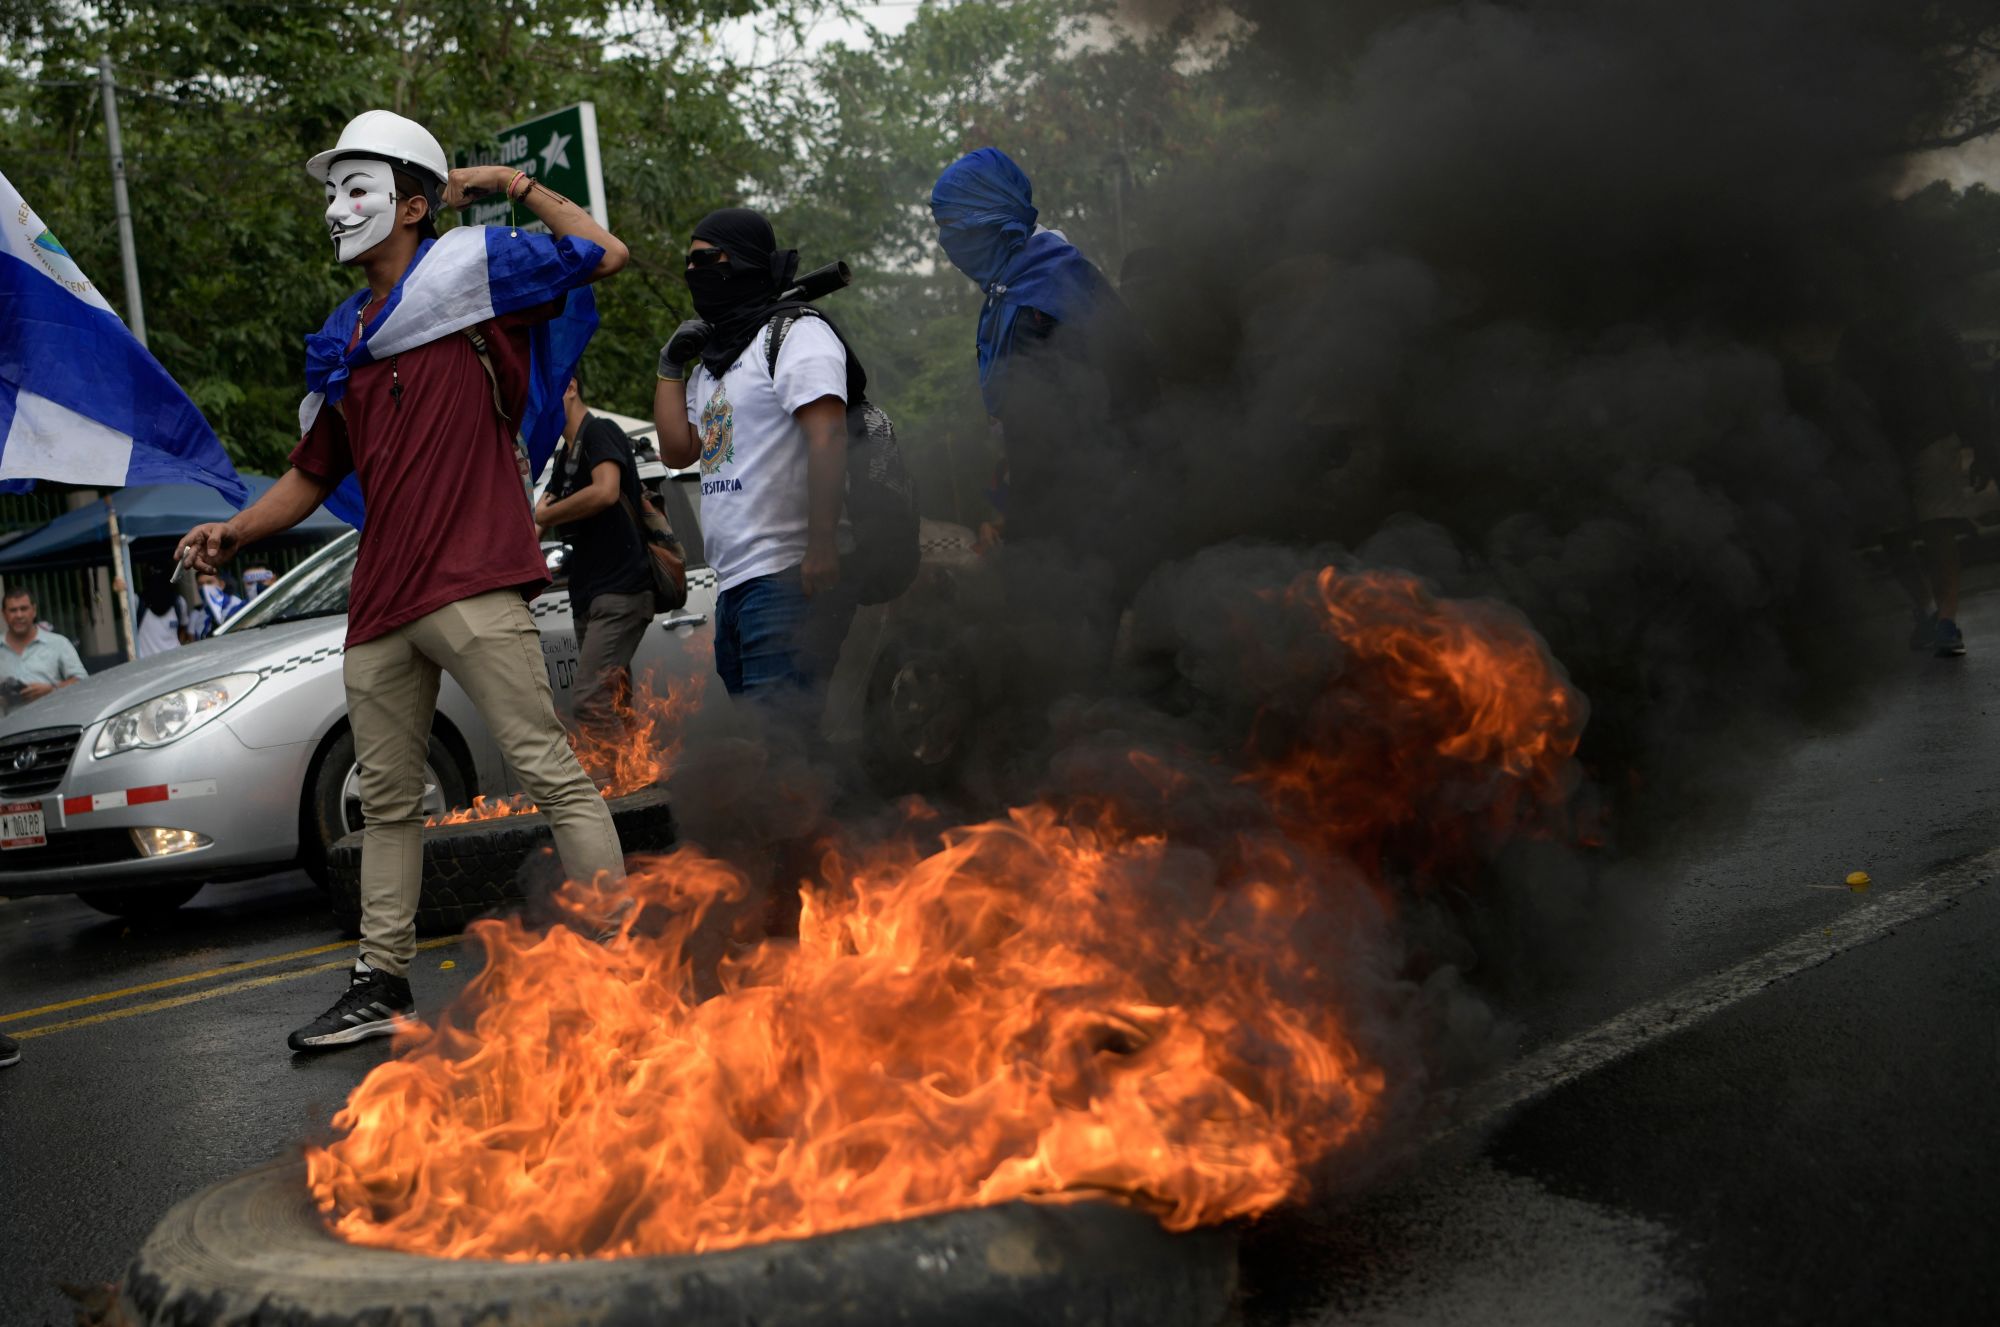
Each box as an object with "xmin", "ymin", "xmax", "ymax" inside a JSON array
[
  {"xmin": 3, "ymin": 0, "xmax": 800, "ymax": 472},
  {"xmin": 6, "ymin": 0, "xmax": 2000, "ymax": 520}
]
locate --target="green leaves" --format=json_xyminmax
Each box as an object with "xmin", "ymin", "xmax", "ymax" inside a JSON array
[
  {"xmin": 1, "ymin": 1, "xmax": 787, "ymax": 472},
  {"xmin": 0, "ymin": 0, "xmax": 1248, "ymax": 517}
]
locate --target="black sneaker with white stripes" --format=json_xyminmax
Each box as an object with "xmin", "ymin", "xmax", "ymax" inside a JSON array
[{"xmin": 286, "ymin": 963, "xmax": 414, "ymax": 1052}]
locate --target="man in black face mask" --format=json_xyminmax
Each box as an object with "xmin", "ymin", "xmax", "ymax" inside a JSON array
[{"xmin": 651, "ymin": 209, "xmax": 857, "ymax": 727}]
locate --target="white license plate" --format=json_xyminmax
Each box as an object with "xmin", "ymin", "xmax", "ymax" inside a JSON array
[
  {"xmin": 1, "ymin": 800, "xmax": 46, "ymax": 850},
  {"xmin": 542, "ymin": 634, "xmax": 580, "ymax": 694}
]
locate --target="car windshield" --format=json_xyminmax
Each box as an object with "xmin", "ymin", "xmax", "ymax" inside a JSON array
[
  {"xmin": 217, "ymin": 533, "xmax": 357, "ymax": 632},
  {"xmin": 217, "ymin": 529, "xmax": 584, "ymax": 633}
]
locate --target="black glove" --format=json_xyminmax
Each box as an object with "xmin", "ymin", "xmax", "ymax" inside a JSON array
[{"xmin": 658, "ymin": 319, "xmax": 711, "ymax": 381}]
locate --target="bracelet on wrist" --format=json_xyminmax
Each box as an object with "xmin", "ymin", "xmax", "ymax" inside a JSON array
[{"xmin": 507, "ymin": 170, "xmax": 533, "ymax": 202}]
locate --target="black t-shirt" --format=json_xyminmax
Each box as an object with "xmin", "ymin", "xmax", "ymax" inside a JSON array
[{"xmin": 553, "ymin": 413, "xmax": 652, "ymax": 614}]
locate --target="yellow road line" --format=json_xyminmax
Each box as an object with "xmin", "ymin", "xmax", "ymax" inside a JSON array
[
  {"xmin": 8, "ymin": 937, "xmax": 462, "ymax": 1040},
  {"xmin": 0, "ymin": 938, "xmax": 356, "ymax": 1023}
]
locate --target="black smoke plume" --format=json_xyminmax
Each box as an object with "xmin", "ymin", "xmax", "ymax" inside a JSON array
[
  {"xmin": 681, "ymin": 0, "xmax": 1983, "ymax": 1171},
  {"xmin": 1105, "ymin": 0, "xmax": 1971, "ymax": 844}
]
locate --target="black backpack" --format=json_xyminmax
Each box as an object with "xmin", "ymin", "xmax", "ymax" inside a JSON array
[{"xmin": 763, "ymin": 308, "xmax": 919, "ymax": 605}]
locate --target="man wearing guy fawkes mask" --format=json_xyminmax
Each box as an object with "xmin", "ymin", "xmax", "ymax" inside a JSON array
[
  {"xmin": 651, "ymin": 208, "xmax": 858, "ymax": 732},
  {"xmin": 179, "ymin": 109, "xmax": 634, "ymax": 1054}
]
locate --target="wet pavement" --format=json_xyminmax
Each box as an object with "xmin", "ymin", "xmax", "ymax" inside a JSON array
[
  {"xmin": 1242, "ymin": 880, "xmax": 1999, "ymax": 1326},
  {"xmin": 5, "ymin": 596, "xmax": 2000, "ymax": 1326},
  {"xmin": 0, "ymin": 874, "xmax": 480, "ymax": 1324}
]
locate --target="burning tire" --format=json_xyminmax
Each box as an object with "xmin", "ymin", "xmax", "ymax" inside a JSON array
[
  {"xmin": 123, "ymin": 1158, "xmax": 1238, "ymax": 1327},
  {"xmin": 325, "ymin": 786, "xmax": 677, "ymax": 936}
]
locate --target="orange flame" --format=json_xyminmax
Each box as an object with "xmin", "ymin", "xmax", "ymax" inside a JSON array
[
  {"xmin": 1252, "ymin": 569, "xmax": 1583, "ymax": 876},
  {"xmin": 427, "ymin": 670, "xmax": 703, "ymax": 826},
  {"xmin": 307, "ymin": 567, "xmax": 1582, "ymax": 1260}
]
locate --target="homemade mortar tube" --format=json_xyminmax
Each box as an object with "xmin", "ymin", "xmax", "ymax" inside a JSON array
[{"xmin": 123, "ymin": 1158, "xmax": 1240, "ymax": 1327}]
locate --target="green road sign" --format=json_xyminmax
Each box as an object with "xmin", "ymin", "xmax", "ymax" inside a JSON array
[{"xmin": 454, "ymin": 102, "xmax": 607, "ymax": 233}]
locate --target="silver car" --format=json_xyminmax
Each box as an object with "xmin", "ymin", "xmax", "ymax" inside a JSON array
[{"xmin": 0, "ymin": 456, "xmax": 975, "ymax": 918}]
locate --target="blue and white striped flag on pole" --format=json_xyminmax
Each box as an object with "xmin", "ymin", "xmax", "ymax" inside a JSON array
[{"xmin": 0, "ymin": 170, "xmax": 247, "ymax": 503}]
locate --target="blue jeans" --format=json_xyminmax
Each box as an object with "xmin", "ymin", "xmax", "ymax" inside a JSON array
[{"xmin": 714, "ymin": 568, "xmax": 857, "ymax": 718}]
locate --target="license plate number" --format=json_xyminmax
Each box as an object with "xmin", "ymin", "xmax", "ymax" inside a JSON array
[
  {"xmin": 1, "ymin": 800, "xmax": 46, "ymax": 850},
  {"xmin": 542, "ymin": 634, "xmax": 580, "ymax": 694}
]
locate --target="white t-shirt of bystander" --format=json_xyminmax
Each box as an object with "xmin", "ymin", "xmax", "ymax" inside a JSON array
[
  {"xmin": 135, "ymin": 603, "xmax": 187, "ymax": 658},
  {"xmin": 683, "ymin": 315, "xmax": 849, "ymax": 592}
]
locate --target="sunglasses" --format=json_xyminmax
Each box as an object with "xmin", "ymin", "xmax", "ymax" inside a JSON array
[{"xmin": 685, "ymin": 248, "xmax": 730, "ymax": 269}]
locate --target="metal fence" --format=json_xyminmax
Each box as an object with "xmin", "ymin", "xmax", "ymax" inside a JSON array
[
  {"xmin": 1, "ymin": 491, "xmax": 104, "ymax": 652},
  {"xmin": 0, "ymin": 490, "xmax": 71, "ymax": 534}
]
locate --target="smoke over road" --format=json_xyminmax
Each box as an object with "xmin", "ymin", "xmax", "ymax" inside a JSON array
[
  {"xmin": 1116, "ymin": 0, "xmax": 1949, "ymax": 820},
  {"xmin": 678, "ymin": 0, "xmax": 1979, "ymax": 1127},
  {"xmin": 428, "ymin": 0, "xmax": 1986, "ymax": 1245},
  {"xmin": 876, "ymin": 1, "xmax": 1975, "ymax": 1042}
]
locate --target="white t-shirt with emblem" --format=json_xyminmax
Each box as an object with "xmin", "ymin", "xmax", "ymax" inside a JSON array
[{"xmin": 684, "ymin": 316, "xmax": 849, "ymax": 592}]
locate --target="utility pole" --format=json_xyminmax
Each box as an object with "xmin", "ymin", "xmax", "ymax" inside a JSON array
[
  {"xmin": 97, "ymin": 50, "xmax": 146, "ymax": 345},
  {"xmin": 1109, "ymin": 127, "xmax": 1129, "ymax": 272},
  {"xmin": 75, "ymin": 52, "xmax": 144, "ymax": 660},
  {"xmin": 103, "ymin": 499, "xmax": 138, "ymax": 664}
]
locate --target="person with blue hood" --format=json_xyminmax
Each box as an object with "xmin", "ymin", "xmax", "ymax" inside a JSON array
[{"xmin": 929, "ymin": 148, "xmax": 1157, "ymax": 556}]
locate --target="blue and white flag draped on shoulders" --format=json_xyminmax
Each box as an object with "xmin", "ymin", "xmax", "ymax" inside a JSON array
[
  {"xmin": 301, "ymin": 225, "xmax": 602, "ymax": 527},
  {"xmin": 0, "ymin": 170, "xmax": 248, "ymax": 504}
]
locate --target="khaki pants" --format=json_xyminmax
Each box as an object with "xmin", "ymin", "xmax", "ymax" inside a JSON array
[
  {"xmin": 344, "ymin": 590, "xmax": 624, "ymax": 975},
  {"xmin": 572, "ymin": 590, "xmax": 655, "ymax": 743}
]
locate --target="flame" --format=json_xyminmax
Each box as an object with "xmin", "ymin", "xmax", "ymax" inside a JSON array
[
  {"xmin": 1252, "ymin": 569, "xmax": 1583, "ymax": 875},
  {"xmin": 307, "ymin": 567, "xmax": 1582, "ymax": 1261},
  {"xmin": 425, "ymin": 792, "xmax": 535, "ymax": 826},
  {"xmin": 426, "ymin": 670, "xmax": 703, "ymax": 826}
]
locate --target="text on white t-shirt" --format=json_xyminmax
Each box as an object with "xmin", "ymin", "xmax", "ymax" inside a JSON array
[{"xmin": 683, "ymin": 315, "xmax": 849, "ymax": 592}]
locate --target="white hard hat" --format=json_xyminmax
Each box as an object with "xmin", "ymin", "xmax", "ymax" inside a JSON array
[{"xmin": 305, "ymin": 110, "xmax": 449, "ymax": 186}]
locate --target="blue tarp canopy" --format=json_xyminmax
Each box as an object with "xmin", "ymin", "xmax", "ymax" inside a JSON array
[{"xmin": 0, "ymin": 477, "xmax": 346, "ymax": 572}]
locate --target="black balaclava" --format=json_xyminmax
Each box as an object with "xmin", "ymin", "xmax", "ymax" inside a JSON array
[
  {"xmin": 140, "ymin": 569, "xmax": 179, "ymax": 617},
  {"xmin": 686, "ymin": 207, "xmax": 800, "ymax": 377}
]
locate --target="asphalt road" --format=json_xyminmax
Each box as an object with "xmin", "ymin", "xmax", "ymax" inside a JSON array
[{"xmin": 4, "ymin": 598, "xmax": 1999, "ymax": 1326}]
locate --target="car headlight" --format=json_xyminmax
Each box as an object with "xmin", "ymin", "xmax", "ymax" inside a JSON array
[{"xmin": 93, "ymin": 673, "xmax": 260, "ymax": 759}]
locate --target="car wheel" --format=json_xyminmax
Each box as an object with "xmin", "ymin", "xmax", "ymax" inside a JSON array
[
  {"xmin": 301, "ymin": 730, "xmax": 467, "ymax": 888},
  {"xmin": 326, "ymin": 786, "xmax": 678, "ymax": 937},
  {"xmin": 862, "ymin": 634, "xmax": 974, "ymax": 794},
  {"xmin": 77, "ymin": 882, "xmax": 203, "ymax": 919},
  {"xmin": 123, "ymin": 1156, "xmax": 1238, "ymax": 1327}
]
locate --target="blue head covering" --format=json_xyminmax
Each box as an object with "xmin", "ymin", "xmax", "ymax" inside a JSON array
[{"xmin": 930, "ymin": 148, "xmax": 1108, "ymax": 414}]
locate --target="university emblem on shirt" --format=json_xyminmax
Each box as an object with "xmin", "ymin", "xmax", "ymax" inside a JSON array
[{"xmin": 699, "ymin": 381, "xmax": 735, "ymax": 475}]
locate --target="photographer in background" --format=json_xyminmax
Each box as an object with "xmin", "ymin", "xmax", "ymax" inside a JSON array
[{"xmin": 536, "ymin": 374, "xmax": 655, "ymax": 744}]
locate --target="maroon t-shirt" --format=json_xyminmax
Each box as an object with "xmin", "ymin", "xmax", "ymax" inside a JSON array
[{"xmin": 290, "ymin": 304, "xmax": 557, "ymax": 646}]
